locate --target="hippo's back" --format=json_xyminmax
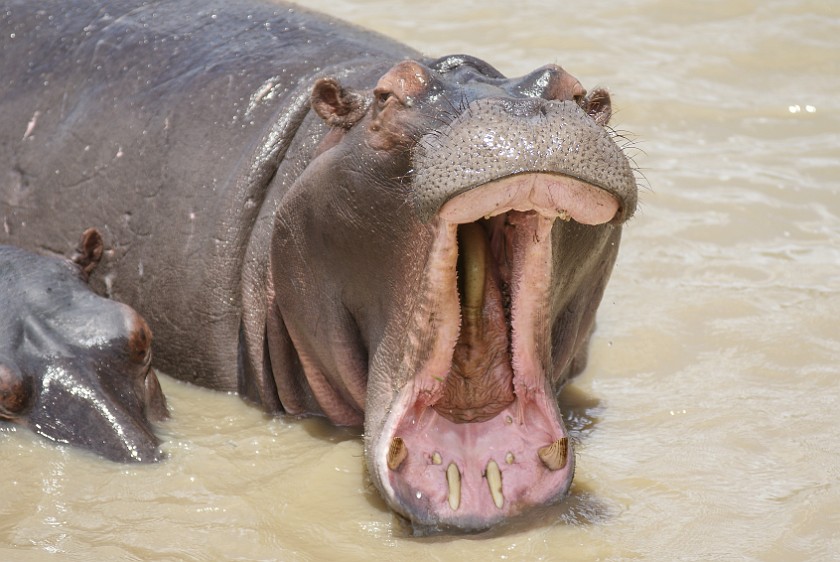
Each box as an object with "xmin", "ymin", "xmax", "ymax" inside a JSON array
[{"xmin": 0, "ymin": 0, "xmax": 416, "ymax": 388}]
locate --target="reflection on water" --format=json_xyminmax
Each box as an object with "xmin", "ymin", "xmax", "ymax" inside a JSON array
[{"xmin": 2, "ymin": 0, "xmax": 839, "ymax": 559}]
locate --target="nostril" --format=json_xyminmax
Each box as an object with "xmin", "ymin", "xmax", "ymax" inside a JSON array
[
  {"xmin": 0, "ymin": 362, "xmax": 33, "ymax": 418},
  {"xmin": 127, "ymin": 315, "xmax": 153, "ymax": 365},
  {"xmin": 531, "ymin": 65, "xmax": 586, "ymax": 103}
]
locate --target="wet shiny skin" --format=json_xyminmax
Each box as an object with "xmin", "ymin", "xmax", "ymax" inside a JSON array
[{"xmin": 2, "ymin": 0, "xmax": 839, "ymax": 558}]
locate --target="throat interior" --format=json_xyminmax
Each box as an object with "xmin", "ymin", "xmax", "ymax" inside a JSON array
[{"xmin": 432, "ymin": 216, "xmax": 517, "ymax": 423}]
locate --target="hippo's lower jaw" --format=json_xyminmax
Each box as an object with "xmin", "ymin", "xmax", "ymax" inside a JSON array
[{"xmin": 371, "ymin": 173, "xmax": 619, "ymax": 531}]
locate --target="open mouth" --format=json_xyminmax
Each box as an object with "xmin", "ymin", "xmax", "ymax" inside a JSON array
[{"xmin": 373, "ymin": 172, "xmax": 619, "ymax": 531}]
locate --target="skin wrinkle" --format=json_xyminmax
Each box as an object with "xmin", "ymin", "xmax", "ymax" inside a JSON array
[{"xmin": 236, "ymin": 102, "xmax": 323, "ymax": 406}]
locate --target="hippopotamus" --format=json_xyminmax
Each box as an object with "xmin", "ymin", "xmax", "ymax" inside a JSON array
[
  {"xmin": 0, "ymin": 0, "xmax": 637, "ymax": 531},
  {"xmin": 0, "ymin": 229, "xmax": 168, "ymax": 462}
]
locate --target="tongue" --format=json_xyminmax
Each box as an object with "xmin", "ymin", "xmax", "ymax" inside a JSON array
[{"xmin": 433, "ymin": 222, "xmax": 515, "ymax": 423}]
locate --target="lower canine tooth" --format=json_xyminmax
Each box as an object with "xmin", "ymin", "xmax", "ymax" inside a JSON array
[
  {"xmin": 538, "ymin": 437, "xmax": 569, "ymax": 471},
  {"xmin": 446, "ymin": 462, "xmax": 461, "ymax": 511},
  {"xmin": 486, "ymin": 460, "xmax": 504, "ymax": 509},
  {"xmin": 387, "ymin": 437, "xmax": 407, "ymax": 470}
]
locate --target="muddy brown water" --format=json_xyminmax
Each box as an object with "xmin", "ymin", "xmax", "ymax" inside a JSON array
[{"xmin": 2, "ymin": 0, "xmax": 839, "ymax": 559}]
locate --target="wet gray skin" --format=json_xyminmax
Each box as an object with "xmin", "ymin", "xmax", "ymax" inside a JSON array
[
  {"xmin": 0, "ymin": 0, "xmax": 636, "ymax": 531},
  {"xmin": 0, "ymin": 230, "xmax": 168, "ymax": 462}
]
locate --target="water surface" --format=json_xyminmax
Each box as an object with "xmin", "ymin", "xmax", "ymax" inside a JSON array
[{"xmin": 2, "ymin": 0, "xmax": 838, "ymax": 559}]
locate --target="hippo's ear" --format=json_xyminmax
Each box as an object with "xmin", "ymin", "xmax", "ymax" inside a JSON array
[
  {"xmin": 311, "ymin": 77, "xmax": 369, "ymax": 129},
  {"xmin": 0, "ymin": 360, "xmax": 33, "ymax": 419},
  {"xmin": 71, "ymin": 227, "xmax": 104, "ymax": 281}
]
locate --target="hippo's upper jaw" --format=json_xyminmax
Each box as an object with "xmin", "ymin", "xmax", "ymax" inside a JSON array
[{"xmin": 271, "ymin": 55, "xmax": 636, "ymax": 532}]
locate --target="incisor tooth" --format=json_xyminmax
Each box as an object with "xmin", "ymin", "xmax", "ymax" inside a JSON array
[
  {"xmin": 538, "ymin": 437, "xmax": 569, "ymax": 471},
  {"xmin": 446, "ymin": 462, "xmax": 461, "ymax": 511},
  {"xmin": 486, "ymin": 460, "xmax": 504, "ymax": 509},
  {"xmin": 432, "ymin": 452, "xmax": 442, "ymax": 465},
  {"xmin": 387, "ymin": 437, "xmax": 407, "ymax": 470}
]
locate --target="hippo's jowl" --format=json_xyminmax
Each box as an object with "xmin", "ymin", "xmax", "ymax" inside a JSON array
[
  {"xmin": 0, "ymin": 0, "xmax": 637, "ymax": 531},
  {"xmin": 0, "ymin": 229, "xmax": 168, "ymax": 462}
]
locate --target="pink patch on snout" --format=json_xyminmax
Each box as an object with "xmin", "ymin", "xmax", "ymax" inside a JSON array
[{"xmin": 439, "ymin": 173, "xmax": 619, "ymax": 226}]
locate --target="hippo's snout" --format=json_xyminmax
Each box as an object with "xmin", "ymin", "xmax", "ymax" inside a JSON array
[
  {"xmin": 412, "ymin": 96, "xmax": 637, "ymax": 224},
  {"xmin": 26, "ymin": 357, "xmax": 165, "ymax": 463}
]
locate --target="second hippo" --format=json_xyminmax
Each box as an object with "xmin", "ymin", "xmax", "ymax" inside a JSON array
[{"xmin": 0, "ymin": 229, "xmax": 168, "ymax": 462}]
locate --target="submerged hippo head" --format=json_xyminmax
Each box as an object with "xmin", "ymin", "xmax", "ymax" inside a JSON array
[
  {"xmin": 269, "ymin": 55, "xmax": 637, "ymax": 531},
  {"xmin": 0, "ymin": 229, "xmax": 168, "ymax": 462}
]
